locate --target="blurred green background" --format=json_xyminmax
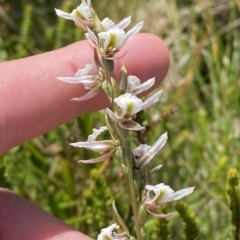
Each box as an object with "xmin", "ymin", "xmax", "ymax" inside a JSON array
[{"xmin": 1, "ymin": 0, "xmax": 240, "ymax": 239}]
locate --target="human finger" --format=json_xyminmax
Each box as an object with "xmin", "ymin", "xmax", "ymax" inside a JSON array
[
  {"xmin": 0, "ymin": 33, "xmax": 169, "ymax": 154},
  {"xmin": 0, "ymin": 188, "xmax": 92, "ymax": 240}
]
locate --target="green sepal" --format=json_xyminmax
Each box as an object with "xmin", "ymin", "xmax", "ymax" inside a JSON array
[
  {"xmin": 138, "ymin": 204, "xmax": 149, "ymax": 228},
  {"xmin": 121, "ymin": 164, "xmax": 128, "ymax": 175},
  {"xmin": 102, "ymin": 58, "xmax": 115, "ymax": 77},
  {"xmin": 115, "ymin": 122, "xmax": 129, "ymax": 141},
  {"xmin": 110, "ymin": 77, "xmax": 121, "ymax": 102},
  {"xmin": 102, "ymin": 79, "xmax": 112, "ymax": 100},
  {"xmin": 105, "ymin": 110, "xmax": 118, "ymax": 142},
  {"xmin": 112, "ymin": 200, "xmax": 130, "ymax": 234},
  {"xmin": 115, "ymin": 147, "xmax": 123, "ymax": 164},
  {"xmin": 94, "ymin": 47, "xmax": 103, "ymax": 69},
  {"xmin": 119, "ymin": 62, "xmax": 128, "ymax": 94}
]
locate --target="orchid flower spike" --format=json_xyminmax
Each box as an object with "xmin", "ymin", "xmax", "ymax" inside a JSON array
[
  {"xmin": 70, "ymin": 126, "xmax": 119, "ymax": 163},
  {"xmin": 55, "ymin": 0, "xmax": 93, "ymax": 30},
  {"xmin": 97, "ymin": 223, "xmax": 131, "ymax": 240},
  {"xmin": 57, "ymin": 64, "xmax": 106, "ymax": 101},
  {"xmin": 142, "ymin": 183, "xmax": 194, "ymax": 218}
]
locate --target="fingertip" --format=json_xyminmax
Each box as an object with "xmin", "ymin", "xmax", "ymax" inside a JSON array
[{"xmin": 0, "ymin": 188, "xmax": 92, "ymax": 240}]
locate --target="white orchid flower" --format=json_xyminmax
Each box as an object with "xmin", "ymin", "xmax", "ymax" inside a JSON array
[
  {"xmin": 57, "ymin": 64, "xmax": 105, "ymax": 101},
  {"xmin": 106, "ymin": 107, "xmax": 145, "ymax": 131},
  {"xmin": 70, "ymin": 127, "xmax": 119, "ymax": 163},
  {"xmin": 55, "ymin": 0, "xmax": 93, "ymax": 30},
  {"xmin": 132, "ymin": 132, "xmax": 168, "ymax": 169},
  {"xmin": 106, "ymin": 91, "xmax": 162, "ymax": 131},
  {"xmin": 114, "ymin": 92, "xmax": 163, "ymax": 117},
  {"xmin": 86, "ymin": 19, "xmax": 143, "ymax": 59},
  {"xmin": 142, "ymin": 183, "xmax": 194, "ymax": 218},
  {"xmin": 97, "ymin": 223, "xmax": 130, "ymax": 240},
  {"xmin": 106, "ymin": 93, "xmax": 144, "ymax": 131},
  {"xmin": 114, "ymin": 93, "xmax": 142, "ymax": 118}
]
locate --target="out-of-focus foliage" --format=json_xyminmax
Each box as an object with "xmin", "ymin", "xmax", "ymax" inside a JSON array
[
  {"xmin": 227, "ymin": 168, "xmax": 240, "ymax": 240},
  {"xmin": 1, "ymin": 0, "xmax": 240, "ymax": 239}
]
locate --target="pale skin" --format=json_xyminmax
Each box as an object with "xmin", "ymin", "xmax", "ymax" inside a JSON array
[{"xmin": 0, "ymin": 33, "xmax": 170, "ymax": 240}]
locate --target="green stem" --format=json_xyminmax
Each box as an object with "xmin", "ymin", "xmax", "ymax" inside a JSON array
[
  {"xmin": 121, "ymin": 137, "xmax": 144, "ymax": 240},
  {"xmin": 102, "ymin": 57, "xmax": 143, "ymax": 239}
]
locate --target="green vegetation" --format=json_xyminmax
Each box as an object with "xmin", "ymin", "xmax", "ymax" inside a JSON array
[{"xmin": 1, "ymin": 0, "xmax": 240, "ymax": 239}]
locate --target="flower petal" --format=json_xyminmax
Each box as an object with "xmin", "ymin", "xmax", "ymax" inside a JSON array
[
  {"xmin": 123, "ymin": 21, "xmax": 144, "ymax": 45},
  {"xmin": 141, "ymin": 90, "xmax": 163, "ymax": 110},
  {"xmin": 56, "ymin": 76, "xmax": 94, "ymax": 84},
  {"xmin": 132, "ymin": 77, "xmax": 155, "ymax": 95},
  {"xmin": 132, "ymin": 144, "xmax": 151, "ymax": 159},
  {"xmin": 75, "ymin": 64, "xmax": 95, "ymax": 77},
  {"xmin": 145, "ymin": 208, "xmax": 174, "ymax": 218},
  {"xmin": 150, "ymin": 164, "xmax": 163, "ymax": 173},
  {"xmin": 174, "ymin": 187, "xmax": 195, "ymax": 201},
  {"xmin": 119, "ymin": 120, "xmax": 145, "ymax": 131},
  {"xmin": 149, "ymin": 132, "xmax": 167, "ymax": 155},
  {"xmin": 55, "ymin": 9, "xmax": 72, "ymax": 20},
  {"xmin": 138, "ymin": 132, "xmax": 167, "ymax": 168},
  {"xmin": 106, "ymin": 108, "xmax": 114, "ymax": 118},
  {"xmin": 102, "ymin": 17, "xmax": 115, "ymax": 30},
  {"xmin": 71, "ymin": 16, "xmax": 91, "ymax": 29},
  {"xmin": 87, "ymin": 126, "xmax": 108, "ymax": 142},
  {"xmin": 71, "ymin": 84, "xmax": 102, "ymax": 101},
  {"xmin": 127, "ymin": 76, "xmax": 141, "ymax": 92},
  {"xmin": 86, "ymin": 27, "xmax": 98, "ymax": 46},
  {"xmin": 115, "ymin": 16, "xmax": 131, "ymax": 29},
  {"xmin": 70, "ymin": 140, "xmax": 114, "ymax": 152},
  {"xmin": 137, "ymin": 132, "xmax": 167, "ymax": 168},
  {"xmin": 79, "ymin": 149, "xmax": 115, "ymax": 164}
]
